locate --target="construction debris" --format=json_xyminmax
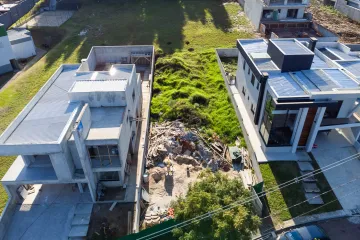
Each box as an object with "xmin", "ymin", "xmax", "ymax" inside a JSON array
[{"xmin": 146, "ymin": 121, "xmax": 231, "ymax": 171}]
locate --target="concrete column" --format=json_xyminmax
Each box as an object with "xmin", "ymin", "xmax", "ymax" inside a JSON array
[
  {"xmin": 49, "ymin": 153, "xmax": 74, "ymax": 180},
  {"xmin": 22, "ymin": 155, "xmax": 35, "ymax": 166},
  {"xmin": 306, "ymin": 107, "xmax": 326, "ymax": 152},
  {"xmin": 297, "ymin": 8, "xmax": 305, "ymax": 19},
  {"xmin": 77, "ymin": 183, "xmax": 84, "ymax": 193},
  {"xmin": 292, "ymin": 108, "xmax": 309, "ymax": 153},
  {"xmin": 73, "ymin": 123, "xmax": 97, "ymax": 202}
]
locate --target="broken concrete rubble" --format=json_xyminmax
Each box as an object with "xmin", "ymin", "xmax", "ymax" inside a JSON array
[{"xmin": 146, "ymin": 121, "xmax": 231, "ymax": 171}]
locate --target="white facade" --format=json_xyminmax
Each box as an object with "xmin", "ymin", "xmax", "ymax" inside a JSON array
[
  {"xmin": 244, "ymin": 0, "xmax": 310, "ymax": 29},
  {"xmin": 10, "ymin": 39, "xmax": 36, "ymax": 59},
  {"xmin": 225, "ymin": 38, "xmax": 360, "ymax": 162},
  {"xmin": 334, "ymin": 0, "xmax": 360, "ymax": 22},
  {"xmin": 0, "ymin": 25, "xmax": 15, "ymax": 75}
]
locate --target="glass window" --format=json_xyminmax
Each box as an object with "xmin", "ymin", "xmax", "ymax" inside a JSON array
[
  {"xmin": 242, "ymin": 86, "xmax": 246, "ymax": 96},
  {"xmin": 248, "ymin": 67, "xmax": 250, "ymax": 75},
  {"xmin": 259, "ymin": 93, "xmax": 298, "ymax": 147},
  {"xmin": 256, "ymin": 81, "xmax": 260, "ymax": 90},
  {"xmin": 243, "ymin": 61, "xmax": 246, "ymax": 70},
  {"xmin": 251, "ymin": 75, "xmax": 255, "ymax": 86}
]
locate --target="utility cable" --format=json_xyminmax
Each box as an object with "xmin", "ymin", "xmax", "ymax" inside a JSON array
[
  {"xmin": 137, "ymin": 152, "xmax": 360, "ymax": 240},
  {"xmin": 256, "ymin": 187, "xmax": 360, "ymax": 240},
  {"xmin": 143, "ymin": 175, "xmax": 360, "ymax": 240}
]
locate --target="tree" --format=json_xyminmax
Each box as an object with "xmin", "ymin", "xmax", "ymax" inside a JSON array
[{"xmin": 171, "ymin": 170, "xmax": 261, "ymax": 240}]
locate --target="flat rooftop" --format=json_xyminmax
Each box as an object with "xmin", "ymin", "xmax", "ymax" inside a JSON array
[
  {"xmin": 0, "ymin": 64, "xmax": 133, "ymax": 145},
  {"xmin": 7, "ymin": 28, "xmax": 32, "ymax": 43},
  {"xmin": 238, "ymin": 39, "xmax": 360, "ymax": 98}
]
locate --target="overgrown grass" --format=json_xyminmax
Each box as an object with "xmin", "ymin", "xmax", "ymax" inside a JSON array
[
  {"xmin": 9, "ymin": 0, "xmax": 47, "ymax": 28},
  {"xmin": 0, "ymin": 0, "xmax": 253, "ymax": 213},
  {"xmin": 319, "ymin": 5, "xmax": 344, "ymax": 18},
  {"xmin": 260, "ymin": 162, "xmax": 342, "ymax": 224}
]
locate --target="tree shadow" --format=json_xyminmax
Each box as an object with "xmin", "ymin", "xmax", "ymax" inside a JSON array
[{"xmin": 43, "ymin": 0, "xmax": 234, "ymax": 68}]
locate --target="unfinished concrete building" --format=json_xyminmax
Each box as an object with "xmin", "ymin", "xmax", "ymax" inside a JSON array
[
  {"xmin": 0, "ymin": 45, "xmax": 154, "ymax": 239},
  {"xmin": 334, "ymin": 0, "xmax": 360, "ymax": 22}
]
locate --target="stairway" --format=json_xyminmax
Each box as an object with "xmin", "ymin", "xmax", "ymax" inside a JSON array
[
  {"xmin": 298, "ymin": 161, "xmax": 324, "ymax": 205},
  {"xmin": 68, "ymin": 203, "xmax": 93, "ymax": 240}
]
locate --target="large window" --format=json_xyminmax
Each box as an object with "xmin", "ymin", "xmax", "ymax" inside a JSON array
[
  {"xmin": 88, "ymin": 145, "xmax": 119, "ymax": 167},
  {"xmin": 259, "ymin": 93, "xmax": 298, "ymax": 147}
]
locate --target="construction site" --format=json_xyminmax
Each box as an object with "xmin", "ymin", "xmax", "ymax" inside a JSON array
[{"xmin": 140, "ymin": 121, "xmax": 257, "ymax": 228}]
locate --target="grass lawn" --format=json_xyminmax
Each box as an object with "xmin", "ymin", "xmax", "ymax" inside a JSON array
[
  {"xmin": 260, "ymin": 161, "xmax": 342, "ymax": 224},
  {"xmin": 0, "ymin": 0, "xmax": 253, "ymax": 213}
]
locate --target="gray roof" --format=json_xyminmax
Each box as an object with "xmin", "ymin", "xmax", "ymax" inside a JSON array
[
  {"xmin": 271, "ymin": 39, "xmax": 313, "ymax": 55},
  {"xmin": 337, "ymin": 61, "xmax": 360, "ymax": 79},
  {"xmin": 7, "ymin": 28, "xmax": 32, "ymax": 44},
  {"xmin": 268, "ymin": 72, "xmax": 307, "ymax": 97},
  {"xmin": 3, "ymin": 65, "xmax": 80, "ymax": 144}
]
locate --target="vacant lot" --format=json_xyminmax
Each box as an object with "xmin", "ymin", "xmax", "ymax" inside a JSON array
[
  {"xmin": 309, "ymin": 1, "xmax": 360, "ymax": 43},
  {"xmin": 260, "ymin": 162, "xmax": 342, "ymax": 225},
  {"xmin": 0, "ymin": 0, "xmax": 253, "ymax": 212}
]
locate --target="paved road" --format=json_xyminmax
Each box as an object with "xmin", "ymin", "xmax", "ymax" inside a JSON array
[
  {"xmin": 274, "ymin": 217, "xmax": 360, "ymax": 240},
  {"xmin": 318, "ymin": 217, "xmax": 360, "ymax": 240}
]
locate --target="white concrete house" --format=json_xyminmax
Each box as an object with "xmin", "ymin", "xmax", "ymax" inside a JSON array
[
  {"xmin": 217, "ymin": 38, "xmax": 360, "ymax": 162},
  {"xmin": 0, "ymin": 24, "xmax": 36, "ymax": 74},
  {"xmin": 334, "ymin": 0, "xmax": 360, "ymax": 22},
  {"xmin": 245, "ymin": 0, "xmax": 310, "ymax": 30},
  {"xmin": 0, "ymin": 46, "xmax": 154, "ymax": 204}
]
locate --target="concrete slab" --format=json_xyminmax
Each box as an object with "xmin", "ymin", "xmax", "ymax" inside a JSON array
[
  {"xmin": 21, "ymin": 11, "xmax": 74, "ymax": 28},
  {"xmin": 71, "ymin": 214, "xmax": 91, "ymax": 225},
  {"xmin": 301, "ymin": 171, "xmax": 317, "ymax": 182},
  {"xmin": 305, "ymin": 193, "xmax": 324, "ymax": 205},
  {"xmin": 298, "ymin": 161, "xmax": 314, "ymax": 171},
  {"xmin": 74, "ymin": 203, "xmax": 93, "ymax": 215},
  {"xmin": 303, "ymin": 182, "xmax": 320, "ymax": 193},
  {"xmin": 5, "ymin": 204, "xmax": 75, "ymax": 240},
  {"xmin": 68, "ymin": 225, "xmax": 89, "ymax": 237},
  {"xmin": 312, "ymin": 130, "xmax": 360, "ymax": 211},
  {"xmin": 4, "ymin": 184, "xmax": 92, "ymax": 240}
]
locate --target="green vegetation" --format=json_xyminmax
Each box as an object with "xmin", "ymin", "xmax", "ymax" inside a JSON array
[
  {"xmin": 318, "ymin": 5, "xmax": 344, "ymax": 18},
  {"xmin": 0, "ymin": 0, "xmax": 253, "ymax": 213},
  {"xmin": 171, "ymin": 170, "xmax": 261, "ymax": 240},
  {"xmin": 9, "ymin": 0, "xmax": 47, "ymax": 28},
  {"xmin": 260, "ymin": 162, "xmax": 342, "ymax": 224}
]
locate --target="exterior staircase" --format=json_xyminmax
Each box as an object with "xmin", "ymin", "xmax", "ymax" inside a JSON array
[{"xmin": 68, "ymin": 203, "xmax": 93, "ymax": 240}]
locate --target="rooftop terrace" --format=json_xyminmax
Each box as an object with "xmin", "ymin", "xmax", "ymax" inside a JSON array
[{"xmin": 238, "ymin": 39, "xmax": 360, "ymax": 98}]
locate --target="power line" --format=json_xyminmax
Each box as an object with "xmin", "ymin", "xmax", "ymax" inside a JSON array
[
  {"xmin": 137, "ymin": 152, "xmax": 360, "ymax": 240},
  {"xmin": 256, "ymin": 187, "xmax": 360, "ymax": 240},
  {"xmin": 144, "ymin": 174, "xmax": 360, "ymax": 240},
  {"xmin": 138, "ymin": 152, "xmax": 360, "ymax": 240}
]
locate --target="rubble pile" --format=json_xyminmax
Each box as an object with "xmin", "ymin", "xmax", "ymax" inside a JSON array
[{"xmin": 146, "ymin": 121, "xmax": 231, "ymax": 172}]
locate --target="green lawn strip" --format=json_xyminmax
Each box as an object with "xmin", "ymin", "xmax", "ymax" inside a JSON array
[
  {"xmin": 260, "ymin": 161, "xmax": 342, "ymax": 224},
  {"xmin": 0, "ymin": 0, "xmax": 253, "ymax": 213}
]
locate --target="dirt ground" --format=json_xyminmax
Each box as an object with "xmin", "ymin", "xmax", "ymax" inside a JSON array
[
  {"xmin": 308, "ymin": 2, "xmax": 360, "ymax": 43},
  {"xmin": 88, "ymin": 203, "xmax": 134, "ymax": 240},
  {"xmin": 146, "ymin": 162, "xmax": 242, "ymax": 213}
]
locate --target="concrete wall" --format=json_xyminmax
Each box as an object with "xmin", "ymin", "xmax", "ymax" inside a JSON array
[
  {"xmin": 11, "ymin": 39, "xmax": 36, "ymax": 59},
  {"xmin": 68, "ymin": 90, "xmax": 127, "ymax": 107},
  {"xmin": 0, "ymin": 0, "xmax": 39, "ymax": 29},
  {"xmin": 245, "ymin": 0, "xmax": 263, "ymax": 29},
  {"xmin": 335, "ymin": 0, "xmax": 360, "ymax": 22},
  {"xmin": 0, "ymin": 186, "xmax": 17, "ymax": 240},
  {"xmin": 0, "ymin": 34, "xmax": 15, "ymax": 74},
  {"xmin": 215, "ymin": 48, "xmax": 264, "ymax": 183}
]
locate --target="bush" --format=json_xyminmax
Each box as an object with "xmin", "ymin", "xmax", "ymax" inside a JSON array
[{"xmin": 190, "ymin": 93, "xmax": 209, "ymax": 106}]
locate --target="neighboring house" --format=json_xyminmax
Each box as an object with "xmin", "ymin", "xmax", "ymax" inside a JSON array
[
  {"xmin": 0, "ymin": 45, "xmax": 154, "ymax": 203},
  {"xmin": 0, "ymin": 23, "xmax": 36, "ymax": 74},
  {"xmin": 7, "ymin": 28, "xmax": 36, "ymax": 60},
  {"xmin": 244, "ymin": 0, "xmax": 310, "ymax": 30},
  {"xmin": 334, "ymin": 0, "xmax": 360, "ymax": 22},
  {"xmin": 217, "ymin": 38, "xmax": 360, "ymax": 162}
]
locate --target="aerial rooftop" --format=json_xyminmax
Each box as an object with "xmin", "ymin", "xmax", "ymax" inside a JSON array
[
  {"xmin": 0, "ymin": 64, "xmax": 135, "ymax": 145},
  {"xmin": 238, "ymin": 39, "xmax": 360, "ymax": 98}
]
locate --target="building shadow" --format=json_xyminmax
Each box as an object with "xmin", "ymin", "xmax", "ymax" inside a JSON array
[{"xmin": 164, "ymin": 175, "xmax": 174, "ymax": 196}]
